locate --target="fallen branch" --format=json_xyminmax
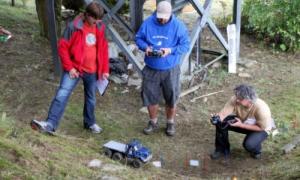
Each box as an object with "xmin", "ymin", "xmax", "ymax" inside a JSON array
[
  {"xmin": 190, "ymin": 90, "xmax": 224, "ymax": 102},
  {"xmin": 282, "ymin": 134, "xmax": 300, "ymax": 154},
  {"xmin": 179, "ymin": 84, "xmax": 203, "ymax": 98}
]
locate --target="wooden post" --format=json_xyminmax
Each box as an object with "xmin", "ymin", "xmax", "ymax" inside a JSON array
[
  {"xmin": 233, "ymin": 0, "xmax": 242, "ymax": 61},
  {"xmin": 46, "ymin": 0, "xmax": 61, "ymax": 76}
]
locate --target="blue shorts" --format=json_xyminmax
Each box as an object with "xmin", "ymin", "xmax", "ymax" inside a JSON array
[{"xmin": 141, "ymin": 65, "xmax": 181, "ymax": 107}]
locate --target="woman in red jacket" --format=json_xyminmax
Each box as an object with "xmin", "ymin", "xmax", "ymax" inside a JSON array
[{"xmin": 31, "ymin": 1, "xmax": 109, "ymax": 134}]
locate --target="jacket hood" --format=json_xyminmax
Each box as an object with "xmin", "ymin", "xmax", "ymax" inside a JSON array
[{"xmin": 73, "ymin": 14, "xmax": 103, "ymax": 30}]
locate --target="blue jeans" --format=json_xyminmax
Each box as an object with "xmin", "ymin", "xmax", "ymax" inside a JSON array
[
  {"xmin": 46, "ymin": 72, "xmax": 97, "ymax": 130},
  {"xmin": 215, "ymin": 125, "xmax": 268, "ymax": 155}
]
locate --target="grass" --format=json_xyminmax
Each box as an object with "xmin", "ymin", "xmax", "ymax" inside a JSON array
[
  {"xmin": 0, "ymin": 1, "xmax": 37, "ymax": 26},
  {"xmin": 0, "ymin": 108, "xmax": 175, "ymax": 179},
  {"xmin": 207, "ymin": 68, "xmax": 229, "ymax": 88}
]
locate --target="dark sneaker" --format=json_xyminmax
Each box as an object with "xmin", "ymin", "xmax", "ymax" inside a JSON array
[
  {"xmin": 166, "ymin": 123, "xmax": 175, "ymax": 136},
  {"xmin": 30, "ymin": 119, "xmax": 54, "ymax": 135},
  {"xmin": 210, "ymin": 150, "xmax": 231, "ymax": 160},
  {"xmin": 143, "ymin": 121, "xmax": 159, "ymax": 135},
  {"xmin": 250, "ymin": 153, "xmax": 261, "ymax": 159}
]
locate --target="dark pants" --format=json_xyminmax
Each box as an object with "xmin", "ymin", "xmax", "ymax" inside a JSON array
[
  {"xmin": 46, "ymin": 72, "xmax": 97, "ymax": 130},
  {"xmin": 215, "ymin": 125, "xmax": 268, "ymax": 155}
]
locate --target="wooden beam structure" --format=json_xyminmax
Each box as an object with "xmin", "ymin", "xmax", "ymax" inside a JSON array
[
  {"xmin": 46, "ymin": 0, "xmax": 61, "ymax": 76},
  {"xmin": 46, "ymin": 0, "xmax": 242, "ymax": 78}
]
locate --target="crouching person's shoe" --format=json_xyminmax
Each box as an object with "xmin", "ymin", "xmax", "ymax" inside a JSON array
[
  {"xmin": 250, "ymin": 152, "xmax": 261, "ymax": 159},
  {"xmin": 143, "ymin": 121, "xmax": 159, "ymax": 135},
  {"xmin": 166, "ymin": 123, "xmax": 175, "ymax": 136},
  {"xmin": 30, "ymin": 119, "xmax": 55, "ymax": 135},
  {"xmin": 89, "ymin": 124, "xmax": 102, "ymax": 134},
  {"xmin": 210, "ymin": 150, "xmax": 230, "ymax": 160}
]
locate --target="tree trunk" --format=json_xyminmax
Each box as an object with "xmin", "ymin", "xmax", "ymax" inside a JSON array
[
  {"xmin": 130, "ymin": 0, "xmax": 145, "ymax": 33},
  {"xmin": 36, "ymin": 0, "xmax": 48, "ymax": 38},
  {"xmin": 35, "ymin": 0, "xmax": 62, "ymax": 39},
  {"xmin": 11, "ymin": 0, "xmax": 15, "ymax": 6},
  {"xmin": 55, "ymin": 0, "xmax": 62, "ymax": 37}
]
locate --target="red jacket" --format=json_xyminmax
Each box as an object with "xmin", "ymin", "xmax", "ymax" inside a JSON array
[{"xmin": 58, "ymin": 15, "xmax": 109, "ymax": 79}]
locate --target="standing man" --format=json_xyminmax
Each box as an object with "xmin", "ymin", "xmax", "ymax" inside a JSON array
[
  {"xmin": 135, "ymin": 1, "xmax": 190, "ymax": 136},
  {"xmin": 31, "ymin": 1, "xmax": 109, "ymax": 134},
  {"xmin": 210, "ymin": 84, "xmax": 276, "ymax": 159}
]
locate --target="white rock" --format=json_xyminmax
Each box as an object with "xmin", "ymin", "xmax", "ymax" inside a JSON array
[
  {"xmin": 127, "ymin": 77, "xmax": 142, "ymax": 87},
  {"xmin": 139, "ymin": 107, "xmax": 148, "ymax": 114},
  {"xmin": 212, "ymin": 62, "xmax": 222, "ymax": 69},
  {"xmin": 238, "ymin": 67, "xmax": 245, "ymax": 72},
  {"xmin": 101, "ymin": 175, "xmax": 120, "ymax": 180},
  {"xmin": 244, "ymin": 60, "xmax": 258, "ymax": 68},
  {"xmin": 272, "ymin": 129, "xmax": 280, "ymax": 137},
  {"xmin": 127, "ymin": 64, "xmax": 133, "ymax": 70},
  {"xmin": 238, "ymin": 72, "xmax": 251, "ymax": 78},
  {"xmin": 152, "ymin": 161, "xmax": 161, "ymax": 168},
  {"xmin": 88, "ymin": 159, "xmax": 102, "ymax": 168},
  {"xmin": 131, "ymin": 72, "xmax": 140, "ymax": 79},
  {"xmin": 121, "ymin": 89, "xmax": 129, "ymax": 94},
  {"xmin": 109, "ymin": 75, "xmax": 127, "ymax": 84},
  {"xmin": 238, "ymin": 58, "xmax": 258, "ymax": 68},
  {"xmin": 102, "ymin": 164, "xmax": 126, "ymax": 172}
]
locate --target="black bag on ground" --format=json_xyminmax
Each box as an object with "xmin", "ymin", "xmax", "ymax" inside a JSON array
[{"xmin": 109, "ymin": 58, "xmax": 127, "ymax": 75}]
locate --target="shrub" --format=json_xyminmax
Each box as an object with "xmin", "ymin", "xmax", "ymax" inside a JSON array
[{"xmin": 243, "ymin": 0, "xmax": 300, "ymax": 51}]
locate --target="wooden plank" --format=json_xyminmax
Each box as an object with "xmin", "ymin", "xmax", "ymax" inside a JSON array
[{"xmin": 190, "ymin": 90, "xmax": 224, "ymax": 102}]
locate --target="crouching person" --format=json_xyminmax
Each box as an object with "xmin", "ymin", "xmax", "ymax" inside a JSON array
[
  {"xmin": 31, "ymin": 1, "xmax": 109, "ymax": 135},
  {"xmin": 210, "ymin": 84, "xmax": 276, "ymax": 159}
]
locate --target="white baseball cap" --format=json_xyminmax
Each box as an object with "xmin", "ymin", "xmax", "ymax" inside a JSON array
[
  {"xmin": 85, "ymin": 0, "xmax": 93, "ymax": 6},
  {"xmin": 156, "ymin": 1, "xmax": 172, "ymax": 19}
]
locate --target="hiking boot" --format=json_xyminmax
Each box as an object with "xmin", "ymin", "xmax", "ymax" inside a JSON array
[
  {"xmin": 250, "ymin": 153, "xmax": 261, "ymax": 159},
  {"xmin": 30, "ymin": 119, "xmax": 54, "ymax": 135},
  {"xmin": 89, "ymin": 124, "xmax": 102, "ymax": 134},
  {"xmin": 143, "ymin": 121, "xmax": 159, "ymax": 135},
  {"xmin": 166, "ymin": 123, "xmax": 175, "ymax": 136},
  {"xmin": 210, "ymin": 150, "xmax": 222, "ymax": 160},
  {"xmin": 210, "ymin": 149, "xmax": 231, "ymax": 160}
]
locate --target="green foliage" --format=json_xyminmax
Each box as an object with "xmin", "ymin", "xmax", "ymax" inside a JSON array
[
  {"xmin": 106, "ymin": 0, "xmax": 129, "ymax": 14},
  {"xmin": 269, "ymin": 85, "xmax": 300, "ymax": 134},
  {"xmin": 243, "ymin": 0, "xmax": 300, "ymax": 51}
]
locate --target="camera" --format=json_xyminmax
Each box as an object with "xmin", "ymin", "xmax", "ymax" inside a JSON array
[
  {"xmin": 148, "ymin": 49, "xmax": 163, "ymax": 57},
  {"xmin": 211, "ymin": 115, "xmax": 221, "ymax": 125},
  {"xmin": 223, "ymin": 115, "xmax": 237, "ymax": 124},
  {"xmin": 210, "ymin": 114, "xmax": 237, "ymax": 126}
]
